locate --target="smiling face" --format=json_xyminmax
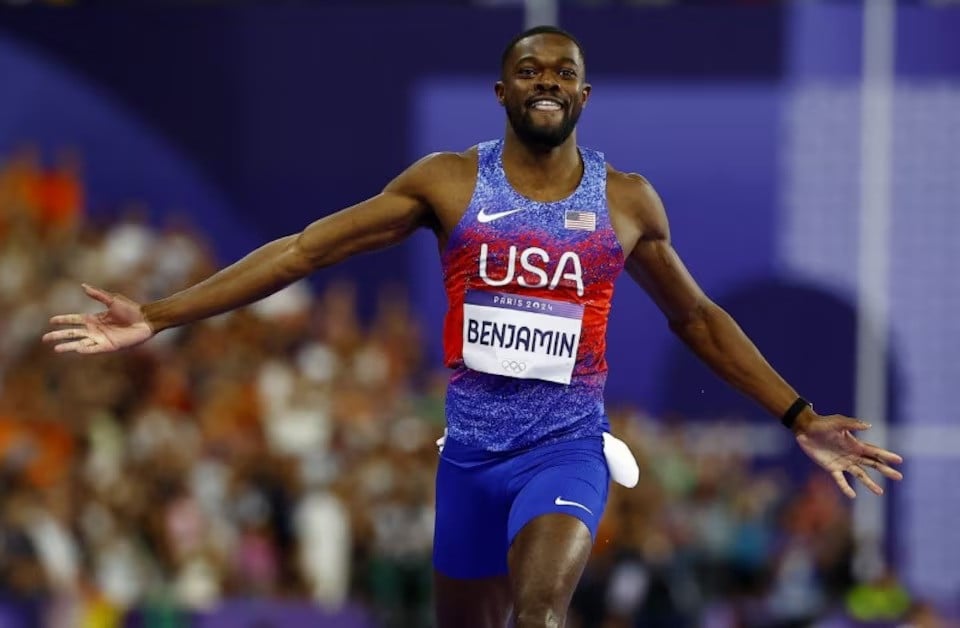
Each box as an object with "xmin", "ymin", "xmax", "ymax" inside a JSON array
[{"xmin": 496, "ymin": 32, "xmax": 591, "ymax": 150}]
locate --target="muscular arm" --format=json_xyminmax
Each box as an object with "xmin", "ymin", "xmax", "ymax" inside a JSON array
[
  {"xmin": 143, "ymin": 153, "xmax": 445, "ymax": 332},
  {"xmin": 607, "ymin": 171, "xmax": 903, "ymax": 498},
  {"xmin": 617, "ymin": 174, "xmax": 811, "ymax": 429}
]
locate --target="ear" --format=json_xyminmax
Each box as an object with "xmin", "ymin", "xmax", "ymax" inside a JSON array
[
  {"xmin": 581, "ymin": 82, "xmax": 592, "ymax": 107},
  {"xmin": 494, "ymin": 81, "xmax": 506, "ymax": 106}
]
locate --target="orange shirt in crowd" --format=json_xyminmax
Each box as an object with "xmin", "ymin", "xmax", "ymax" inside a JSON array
[{"xmin": 0, "ymin": 415, "xmax": 75, "ymax": 487}]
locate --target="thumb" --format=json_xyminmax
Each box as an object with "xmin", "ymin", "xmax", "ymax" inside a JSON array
[{"xmin": 82, "ymin": 283, "xmax": 115, "ymax": 307}]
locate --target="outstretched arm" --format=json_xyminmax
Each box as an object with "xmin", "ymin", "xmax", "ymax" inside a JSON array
[
  {"xmin": 44, "ymin": 152, "xmax": 446, "ymax": 351},
  {"xmin": 623, "ymin": 179, "xmax": 799, "ymax": 424},
  {"xmin": 141, "ymin": 158, "xmax": 438, "ymax": 332},
  {"xmin": 616, "ymin": 174, "xmax": 903, "ymax": 498}
]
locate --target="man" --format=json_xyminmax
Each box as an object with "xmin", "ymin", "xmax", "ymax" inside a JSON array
[{"xmin": 44, "ymin": 26, "xmax": 903, "ymax": 628}]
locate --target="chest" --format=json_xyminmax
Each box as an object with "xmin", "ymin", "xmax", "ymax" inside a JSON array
[{"xmin": 454, "ymin": 203, "xmax": 620, "ymax": 300}]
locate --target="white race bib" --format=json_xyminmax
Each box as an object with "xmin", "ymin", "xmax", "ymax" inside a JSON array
[{"xmin": 462, "ymin": 290, "xmax": 584, "ymax": 385}]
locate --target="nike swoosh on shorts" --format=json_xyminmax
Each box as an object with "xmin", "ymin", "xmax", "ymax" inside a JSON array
[{"xmin": 554, "ymin": 496, "xmax": 593, "ymax": 515}]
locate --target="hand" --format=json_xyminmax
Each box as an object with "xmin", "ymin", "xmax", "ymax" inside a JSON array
[
  {"xmin": 42, "ymin": 284, "xmax": 155, "ymax": 354},
  {"xmin": 795, "ymin": 414, "xmax": 904, "ymax": 499}
]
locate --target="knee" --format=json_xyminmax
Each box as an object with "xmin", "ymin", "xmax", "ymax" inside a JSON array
[
  {"xmin": 513, "ymin": 589, "xmax": 568, "ymax": 628},
  {"xmin": 513, "ymin": 609, "xmax": 563, "ymax": 628}
]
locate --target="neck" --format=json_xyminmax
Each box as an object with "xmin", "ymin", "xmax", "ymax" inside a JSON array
[{"xmin": 501, "ymin": 126, "xmax": 580, "ymax": 180}]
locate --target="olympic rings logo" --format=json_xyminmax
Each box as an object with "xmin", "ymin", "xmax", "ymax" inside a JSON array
[{"xmin": 501, "ymin": 360, "xmax": 527, "ymax": 373}]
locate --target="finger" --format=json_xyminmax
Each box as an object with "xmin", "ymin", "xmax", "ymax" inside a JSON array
[
  {"xmin": 832, "ymin": 470, "xmax": 857, "ymax": 499},
  {"xmin": 42, "ymin": 328, "xmax": 89, "ymax": 343},
  {"xmin": 849, "ymin": 465, "xmax": 883, "ymax": 496},
  {"xmin": 837, "ymin": 417, "xmax": 872, "ymax": 432},
  {"xmin": 82, "ymin": 283, "xmax": 114, "ymax": 306},
  {"xmin": 49, "ymin": 314, "xmax": 85, "ymax": 326},
  {"xmin": 860, "ymin": 443, "xmax": 904, "ymax": 465},
  {"xmin": 53, "ymin": 340, "xmax": 90, "ymax": 353},
  {"xmin": 861, "ymin": 457, "xmax": 903, "ymax": 481}
]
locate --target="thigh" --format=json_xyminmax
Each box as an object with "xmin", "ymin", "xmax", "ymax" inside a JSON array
[
  {"xmin": 433, "ymin": 454, "xmax": 511, "ymax": 579},
  {"xmin": 433, "ymin": 571, "xmax": 512, "ymax": 628},
  {"xmin": 433, "ymin": 453, "xmax": 514, "ymax": 627},
  {"xmin": 505, "ymin": 438, "xmax": 610, "ymax": 625},
  {"xmin": 507, "ymin": 513, "xmax": 594, "ymax": 626}
]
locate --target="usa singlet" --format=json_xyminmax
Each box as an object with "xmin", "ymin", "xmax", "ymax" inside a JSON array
[{"xmin": 441, "ymin": 139, "xmax": 625, "ymax": 451}]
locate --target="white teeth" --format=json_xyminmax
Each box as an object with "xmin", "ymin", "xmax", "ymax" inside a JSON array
[{"xmin": 531, "ymin": 101, "xmax": 561, "ymax": 110}]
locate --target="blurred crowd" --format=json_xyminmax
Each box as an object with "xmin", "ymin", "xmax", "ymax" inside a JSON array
[{"xmin": 0, "ymin": 143, "xmax": 950, "ymax": 628}]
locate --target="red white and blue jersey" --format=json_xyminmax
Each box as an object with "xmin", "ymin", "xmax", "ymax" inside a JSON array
[{"xmin": 441, "ymin": 139, "xmax": 625, "ymax": 451}]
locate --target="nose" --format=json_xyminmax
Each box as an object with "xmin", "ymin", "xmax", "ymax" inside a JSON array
[{"xmin": 535, "ymin": 73, "xmax": 561, "ymax": 92}]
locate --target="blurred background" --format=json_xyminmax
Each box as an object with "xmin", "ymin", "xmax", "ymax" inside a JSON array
[{"xmin": 0, "ymin": 0, "xmax": 958, "ymax": 627}]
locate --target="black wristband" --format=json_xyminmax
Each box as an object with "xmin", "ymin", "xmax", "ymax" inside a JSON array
[{"xmin": 781, "ymin": 397, "xmax": 812, "ymax": 430}]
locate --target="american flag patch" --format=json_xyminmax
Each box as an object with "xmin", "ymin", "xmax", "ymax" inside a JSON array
[{"xmin": 564, "ymin": 210, "xmax": 596, "ymax": 231}]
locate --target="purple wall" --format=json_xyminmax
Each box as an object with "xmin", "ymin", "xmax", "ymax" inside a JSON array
[
  {"xmin": 782, "ymin": 1, "xmax": 960, "ymax": 603},
  {"xmin": 0, "ymin": 35, "xmax": 259, "ymax": 257}
]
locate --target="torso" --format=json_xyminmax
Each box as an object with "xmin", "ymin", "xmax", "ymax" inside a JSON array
[{"xmin": 429, "ymin": 138, "xmax": 634, "ymax": 452}]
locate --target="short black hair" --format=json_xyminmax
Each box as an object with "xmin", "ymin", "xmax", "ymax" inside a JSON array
[{"xmin": 500, "ymin": 25, "xmax": 586, "ymax": 76}]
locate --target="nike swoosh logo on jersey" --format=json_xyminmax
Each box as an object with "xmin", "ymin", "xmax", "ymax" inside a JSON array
[
  {"xmin": 554, "ymin": 496, "xmax": 593, "ymax": 515},
  {"xmin": 477, "ymin": 207, "xmax": 525, "ymax": 223}
]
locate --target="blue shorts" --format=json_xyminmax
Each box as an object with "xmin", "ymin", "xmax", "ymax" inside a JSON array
[{"xmin": 433, "ymin": 434, "xmax": 611, "ymax": 579}]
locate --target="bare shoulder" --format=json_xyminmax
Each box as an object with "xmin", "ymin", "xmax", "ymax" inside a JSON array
[
  {"xmin": 390, "ymin": 147, "xmax": 478, "ymax": 197},
  {"xmin": 605, "ymin": 163, "xmax": 669, "ymax": 250},
  {"xmin": 386, "ymin": 147, "xmax": 479, "ymax": 231},
  {"xmin": 606, "ymin": 166, "xmax": 662, "ymax": 216},
  {"xmin": 412, "ymin": 148, "xmax": 477, "ymax": 176}
]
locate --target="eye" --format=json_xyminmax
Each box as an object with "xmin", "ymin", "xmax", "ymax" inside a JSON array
[
  {"xmin": 517, "ymin": 67, "xmax": 537, "ymax": 78},
  {"xmin": 559, "ymin": 68, "xmax": 577, "ymax": 79}
]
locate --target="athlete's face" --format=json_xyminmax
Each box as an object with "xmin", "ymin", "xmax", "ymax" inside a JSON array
[{"xmin": 496, "ymin": 34, "xmax": 590, "ymax": 150}]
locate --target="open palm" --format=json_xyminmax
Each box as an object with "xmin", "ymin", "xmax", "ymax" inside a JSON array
[
  {"xmin": 42, "ymin": 284, "xmax": 154, "ymax": 354},
  {"xmin": 796, "ymin": 415, "xmax": 904, "ymax": 499}
]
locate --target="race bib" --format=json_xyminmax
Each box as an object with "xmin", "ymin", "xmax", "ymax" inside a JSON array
[{"xmin": 462, "ymin": 290, "xmax": 583, "ymax": 385}]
